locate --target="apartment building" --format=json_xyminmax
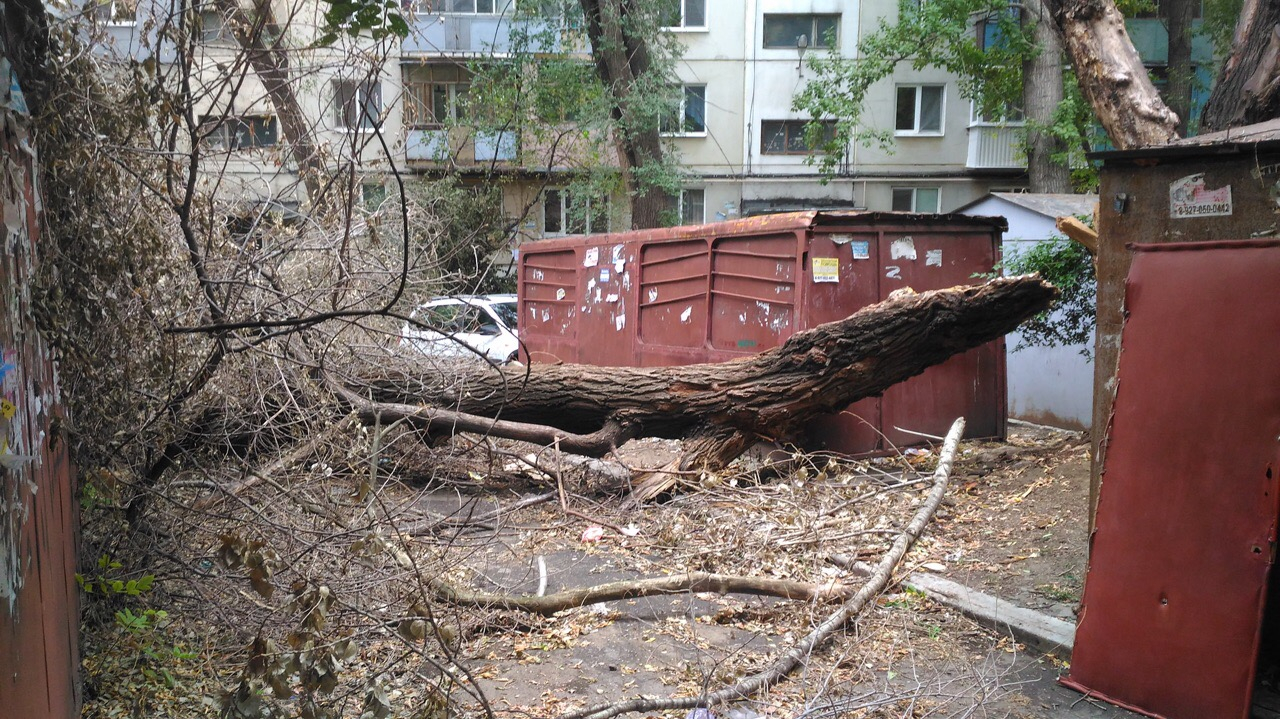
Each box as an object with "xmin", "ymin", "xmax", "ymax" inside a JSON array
[{"xmin": 93, "ymin": 0, "xmax": 1040, "ymax": 241}]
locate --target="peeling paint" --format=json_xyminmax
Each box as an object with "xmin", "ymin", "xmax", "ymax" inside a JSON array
[{"xmin": 680, "ymin": 306, "xmax": 692, "ymax": 323}]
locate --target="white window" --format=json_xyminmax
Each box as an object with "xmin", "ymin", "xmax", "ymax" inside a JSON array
[
  {"xmin": 405, "ymin": 0, "xmax": 497, "ymax": 14},
  {"xmin": 895, "ymin": 85, "xmax": 945, "ymax": 135},
  {"xmin": 970, "ymin": 100, "xmax": 1024, "ymax": 125},
  {"xmin": 660, "ymin": 85, "xmax": 706, "ymax": 135},
  {"xmin": 679, "ymin": 188, "xmax": 705, "ymax": 225},
  {"xmin": 762, "ymin": 14, "xmax": 840, "ymax": 48},
  {"xmin": 891, "ymin": 187, "xmax": 940, "ymax": 213},
  {"xmin": 334, "ymin": 79, "xmax": 383, "ymax": 130},
  {"xmin": 661, "ymin": 0, "xmax": 705, "ymax": 28},
  {"xmin": 543, "ymin": 189, "xmax": 609, "ymax": 236}
]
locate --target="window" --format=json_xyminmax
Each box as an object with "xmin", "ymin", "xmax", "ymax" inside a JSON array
[
  {"xmin": 660, "ymin": 85, "xmax": 706, "ymax": 135},
  {"xmin": 895, "ymin": 85, "xmax": 945, "ymax": 135},
  {"xmin": 543, "ymin": 189, "xmax": 609, "ymax": 236},
  {"xmin": 761, "ymin": 120, "xmax": 835, "ymax": 154},
  {"xmin": 333, "ymin": 79, "xmax": 382, "ymax": 130},
  {"xmin": 891, "ymin": 187, "xmax": 940, "ymax": 213},
  {"xmin": 970, "ymin": 101, "xmax": 1024, "ymax": 124},
  {"xmin": 679, "ymin": 188, "xmax": 705, "ymax": 225},
  {"xmin": 660, "ymin": 0, "xmax": 705, "ymax": 28},
  {"xmin": 200, "ymin": 116, "xmax": 279, "ymax": 150},
  {"xmin": 198, "ymin": 8, "xmax": 232, "ymax": 41},
  {"xmin": 403, "ymin": 0, "xmax": 497, "ymax": 14},
  {"xmin": 762, "ymin": 14, "xmax": 839, "ymax": 48},
  {"xmin": 404, "ymin": 81, "xmax": 469, "ymax": 128}
]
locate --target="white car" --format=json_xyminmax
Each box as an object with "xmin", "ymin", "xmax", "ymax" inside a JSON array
[{"xmin": 401, "ymin": 294, "xmax": 520, "ymax": 363}]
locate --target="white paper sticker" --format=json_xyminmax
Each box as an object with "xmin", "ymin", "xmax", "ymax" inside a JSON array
[
  {"xmin": 680, "ymin": 306, "xmax": 693, "ymax": 323},
  {"xmin": 1170, "ymin": 173, "xmax": 1233, "ymax": 218},
  {"xmin": 614, "ymin": 259, "xmax": 625, "ymax": 273},
  {"xmin": 605, "ymin": 293, "xmax": 618, "ymax": 302},
  {"xmin": 555, "ymin": 288, "xmax": 566, "ymax": 300},
  {"xmin": 830, "ymin": 234, "xmax": 852, "ymax": 245},
  {"xmin": 647, "ymin": 287, "xmax": 659, "ymax": 302},
  {"xmin": 890, "ymin": 237, "xmax": 917, "ymax": 261},
  {"xmin": 614, "ymin": 314, "xmax": 626, "ymax": 331},
  {"xmin": 584, "ymin": 247, "xmax": 599, "ymax": 267},
  {"xmin": 925, "ymin": 249, "xmax": 943, "ymax": 267}
]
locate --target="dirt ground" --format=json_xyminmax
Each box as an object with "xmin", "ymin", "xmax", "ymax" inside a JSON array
[
  {"xmin": 423, "ymin": 423, "xmax": 1136, "ymax": 719},
  {"xmin": 82, "ymin": 423, "xmax": 1143, "ymax": 719}
]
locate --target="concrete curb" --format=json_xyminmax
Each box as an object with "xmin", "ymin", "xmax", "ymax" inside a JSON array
[{"xmin": 904, "ymin": 571, "xmax": 1076, "ymax": 659}]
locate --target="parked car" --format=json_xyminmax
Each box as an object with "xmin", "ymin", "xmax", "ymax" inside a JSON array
[{"xmin": 401, "ymin": 294, "xmax": 520, "ymax": 363}]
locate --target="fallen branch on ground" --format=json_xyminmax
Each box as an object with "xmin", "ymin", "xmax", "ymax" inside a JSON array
[{"xmin": 555, "ymin": 416, "xmax": 966, "ymax": 719}]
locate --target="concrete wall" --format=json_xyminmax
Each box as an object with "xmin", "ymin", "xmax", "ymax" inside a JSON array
[{"xmin": 962, "ymin": 196, "xmax": 1094, "ymax": 430}]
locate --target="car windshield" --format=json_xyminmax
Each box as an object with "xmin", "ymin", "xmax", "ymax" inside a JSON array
[{"xmin": 490, "ymin": 301, "xmax": 518, "ymax": 329}]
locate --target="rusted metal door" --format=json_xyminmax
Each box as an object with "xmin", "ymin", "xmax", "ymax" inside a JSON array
[{"xmin": 1063, "ymin": 240, "xmax": 1280, "ymax": 719}]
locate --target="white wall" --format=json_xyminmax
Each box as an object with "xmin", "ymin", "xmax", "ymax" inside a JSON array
[{"xmin": 963, "ymin": 196, "xmax": 1094, "ymax": 430}]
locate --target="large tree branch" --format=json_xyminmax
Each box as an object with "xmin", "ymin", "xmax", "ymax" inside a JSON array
[{"xmin": 1043, "ymin": 0, "xmax": 1179, "ymax": 148}]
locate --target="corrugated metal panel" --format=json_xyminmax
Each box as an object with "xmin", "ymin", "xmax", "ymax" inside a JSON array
[
  {"xmin": 517, "ymin": 211, "xmax": 1006, "ymax": 453},
  {"xmin": 1063, "ymin": 240, "xmax": 1280, "ymax": 719}
]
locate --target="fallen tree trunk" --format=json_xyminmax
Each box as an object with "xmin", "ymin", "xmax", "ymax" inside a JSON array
[{"xmin": 349, "ymin": 278, "xmax": 1052, "ymax": 489}]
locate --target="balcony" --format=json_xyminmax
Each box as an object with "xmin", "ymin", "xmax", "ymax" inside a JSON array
[
  {"xmin": 405, "ymin": 127, "xmax": 517, "ymax": 164},
  {"xmin": 966, "ymin": 123, "xmax": 1025, "ymax": 170},
  {"xmin": 401, "ymin": 14, "xmax": 584, "ymax": 56}
]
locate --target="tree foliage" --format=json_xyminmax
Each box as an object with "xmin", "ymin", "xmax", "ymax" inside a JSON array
[
  {"xmin": 1000, "ymin": 233, "xmax": 1096, "ymax": 355},
  {"xmin": 793, "ymin": 0, "xmax": 1033, "ymax": 176}
]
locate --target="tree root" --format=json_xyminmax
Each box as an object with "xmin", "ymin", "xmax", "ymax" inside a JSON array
[{"xmin": 555, "ymin": 416, "xmax": 966, "ymax": 719}]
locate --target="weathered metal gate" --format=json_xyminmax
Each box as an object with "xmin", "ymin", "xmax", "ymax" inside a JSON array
[{"xmin": 1063, "ymin": 240, "xmax": 1280, "ymax": 718}]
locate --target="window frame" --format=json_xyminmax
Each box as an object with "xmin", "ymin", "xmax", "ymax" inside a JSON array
[
  {"xmin": 543, "ymin": 188, "xmax": 610, "ymax": 237},
  {"xmin": 199, "ymin": 115, "xmax": 279, "ymax": 151},
  {"xmin": 660, "ymin": 84, "xmax": 707, "ymax": 136},
  {"xmin": 760, "ymin": 119, "xmax": 836, "ymax": 155},
  {"xmin": 404, "ymin": 0, "xmax": 498, "ymax": 15},
  {"xmin": 761, "ymin": 14, "xmax": 841, "ymax": 49},
  {"xmin": 403, "ymin": 80, "xmax": 470, "ymax": 128},
  {"xmin": 333, "ymin": 79, "xmax": 384, "ymax": 132},
  {"xmin": 679, "ymin": 188, "xmax": 705, "ymax": 225},
  {"xmin": 894, "ymin": 84, "xmax": 946, "ymax": 136},
  {"xmin": 661, "ymin": 0, "xmax": 707, "ymax": 30},
  {"xmin": 891, "ymin": 187, "xmax": 941, "ymax": 213}
]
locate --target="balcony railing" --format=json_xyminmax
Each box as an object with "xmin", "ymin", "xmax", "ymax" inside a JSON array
[{"xmin": 966, "ymin": 123, "xmax": 1026, "ymax": 170}]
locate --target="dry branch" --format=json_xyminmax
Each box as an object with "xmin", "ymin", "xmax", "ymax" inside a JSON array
[
  {"xmin": 556, "ymin": 417, "xmax": 967, "ymax": 719},
  {"xmin": 426, "ymin": 572, "xmax": 852, "ymax": 615}
]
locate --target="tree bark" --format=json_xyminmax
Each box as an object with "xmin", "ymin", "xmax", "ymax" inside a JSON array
[
  {"xmin": 1163, "ymin": 0, "xmax": 1197, "ymax": 135},
  {"xmin": 354, "ymin": 277, "xmax": 1054, "ymax": 479},
  {"xmin": 1043, "ymin": 0, "xmax": 1179, "ymax": 149},
  {"xmin": 1201, "ymin": 0, "xmax": 1280, "ymax": 131},
  {"xmin": 577, "ymin": 0, "xmax": 668, "ymax": 229},
  {"xmin": 1024, "ymin": 0, "xmax": 1072, "ymax": 192}
]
